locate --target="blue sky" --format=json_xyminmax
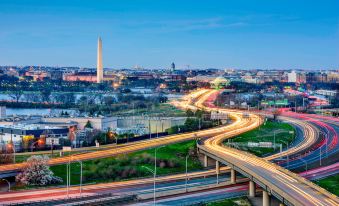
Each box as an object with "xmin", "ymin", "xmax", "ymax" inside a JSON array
[{"xmin": 0, "ymin": 0, "xmax": 338, "ymax": 69}]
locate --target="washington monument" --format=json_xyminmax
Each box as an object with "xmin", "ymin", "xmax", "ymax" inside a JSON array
[{"xmin": 97, "ymin": 37, "xmax": 103, "ymax": 83}]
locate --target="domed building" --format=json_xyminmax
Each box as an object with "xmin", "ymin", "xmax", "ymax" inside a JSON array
[{"xmin": 210, "ymin": 76, "xmax": 230, "ymax": 89}]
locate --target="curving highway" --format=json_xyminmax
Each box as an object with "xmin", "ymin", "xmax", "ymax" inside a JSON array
[
  {"xmin": 0, "ymin": 89, "xmax": 338, "ymax": 206},
  {"xmin": 0, "ymin": 90, "xmax": 259, "ymax": 176},
  {"xmin": 194, "ymin": 89, "xmax": 338, "ymax": 206}
]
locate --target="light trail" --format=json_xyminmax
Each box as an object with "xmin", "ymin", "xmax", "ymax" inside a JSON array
[
  {"xmin": 0, "ymin": 89, "xmax": 338, "ymax": 205},
  {"xmin": 195, "ymin": 89, "xmax": 339, "ymax": 206}
]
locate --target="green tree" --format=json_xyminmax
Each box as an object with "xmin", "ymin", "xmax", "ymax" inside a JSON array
[
  {"xmin": 166, "ymin": 126, "xmax": 179, "ymax": 135},
  {"xmin": 9, "ymin": 90, "xmax": 23, "ymax": 103},
  {"xmin": 84, "ymin": 120, "xmax": 93, "ymax": 128},
  {"xmin": 40, "ymin": 89, "xmax": 52, "ymax": 102},
  {"xmin": 184, "ymin": 118, "xmax": 199, "ymax": 132},
  {"xmin": 186, "ymin": 109, "xmax": 194, "ymax": 117}
]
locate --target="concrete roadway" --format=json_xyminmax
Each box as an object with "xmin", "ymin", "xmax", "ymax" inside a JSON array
[
  {"xmin": 0, "ymin": 114, "xmax": 313, "ymax": 204},
  {"xmin": 195, "ymin": 90, "xmax": 338, "ymax": 206},
  {"xmin": 0, "ymin": 89, "xmax": 335, "ymax": 205},
  {"xmin": 1, "ymin": 163, "xmax": 337, "ymax": 205},
  {"xmin": 1, "ymin": 89, "xmax": 338, "ymax": 205},
  {"xmin": 0, "ymin": 90, "xmax": 242, "ymax": 176},
  {"xmin": 137, "ymin": 164, "xmax": 339, "ymax": 206},
  {"xmin": 275, "ymin": 111, "xmax": 339, "ymax": 172}
]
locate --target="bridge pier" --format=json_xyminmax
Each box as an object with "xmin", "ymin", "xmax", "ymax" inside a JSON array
[
  {"xmin": 263, "ymin": 190, "xmax": 270, "ymax": 206},
  {"xmin": 204, "ymin": 155, "xmax": 208, "ymax": 167},
  {"xmin": 215, "ymin": 161, "xmax": 220, "ymax": 174},
  {"xmin": 230, "ymin": 169, "xmax": 236, "ymax": 184},
  {"xmin": 249, "ymin": 180, "xmax": 256, "ymax": 197}
]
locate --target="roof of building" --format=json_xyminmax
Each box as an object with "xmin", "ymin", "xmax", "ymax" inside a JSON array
[{"xmin": 0, "ymin": 124, "xmax": 64, "ymax": 130}]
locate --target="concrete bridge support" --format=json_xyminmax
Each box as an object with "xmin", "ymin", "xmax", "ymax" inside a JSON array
[
  {"xmin": 204, "ymin": 155, "xmax": 208, "ymax": 167},
  {"xmin": 215, "ymin": 161, "xmax": 220, "ymax": 174},
  {"xmin": 230, "ymin": 169, "xmax": 236, "ymax": 184},
  {"xmin": 263, "ymin": 190, "xmax": 270, "ymax": 206},
  {"xmin": 249, "ymin": 180, "xmax": 256, "ymax": 197}
]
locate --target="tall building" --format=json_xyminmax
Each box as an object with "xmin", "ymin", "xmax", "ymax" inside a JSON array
[
  {"xmin": 0, "ymin": 106, "xmax": 6, "ymax": 118},
  {"xmin": 287, "ymin": 70, "xmax": 297, "ymax": 83},
  {"xmin": 97, "ymin": 37, "xmax": 103, "ymax": 83}
]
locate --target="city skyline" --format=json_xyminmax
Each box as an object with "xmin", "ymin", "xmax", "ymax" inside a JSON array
[
  {"xmin": 0, "ymin": 0, "xmax": 338, "ymax": 69},
  {"xmin": 0, "ymin": 2, "xmax": 338, "ymax": 206}
]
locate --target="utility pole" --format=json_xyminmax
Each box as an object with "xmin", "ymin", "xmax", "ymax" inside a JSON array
[
  {"xmin": 319, "ymin": 146, "xmax": 322, "ymax": 166},
  {"xmin": 281, "ymin": 140, "xmax": 289, "ymax": 167},
  {"xmin": 273, "ymin": 131, "xmax": 276, "ymax": 149},
  {"xmin": 295, "ymin": 101, "xmax": 297, "ymax": 113},
  {"xmin": 142, "ymin": 166, "xmax": 156, "ymax": 205},
  {"xmin": 185, "ymin": 155, "xmax": 189, "ymax": 192},
  {"xmin": 51, "ymin": 139, "xmax": 54, "ymax": 156},
  {"xmin": 149, "ymin": 117, "xmax": 151, "ymax": 139},
  {"xmin": 299, "ymin": 158, "xmax": 308, "ymax": 175}
]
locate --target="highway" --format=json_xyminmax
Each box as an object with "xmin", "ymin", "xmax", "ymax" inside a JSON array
[
  {"xmin": 138, "ymin": 164, "xmax": 339, "ymax": 206},
  {"xmin": 0, "ymin": 89, "xmax": 324, "ymax": 175},
  {"xmin": 195, "ymin": 90, "xmax": 338, "ymax": 206},
  {"xmin": 278, "ymin": 119, "xmax": 339, "ymax": 171},
  {"xmin": 0, "ymin": 90, "xmax": 245, "ymax": 175},
  {"xmin": 0, "ymin": 89, "xmax": 338, "ymax": 205},
  {"xmin": 0, "ymin": 89, "xmax": 314, "ymax": 175},
  {"xmin": 1, "ymin": 162, "xmax": 337, "ymax": 205}
]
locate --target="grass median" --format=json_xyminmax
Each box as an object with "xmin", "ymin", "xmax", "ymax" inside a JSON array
[
  {"xmin": 226, "ymin": 120, "xmax": 296, "ymax": 157},
  {"xmin": 314, "ymin": 174, "xmax": 339, "ymax": 196},
  {"xmin": 52, "ymin": 140, "xmax": 202, "ymax": 185},
  {"xmin": 205, "ymin": 197, "xmax": 251, "ymax": 206},
  {"xmin": 12, "ymin": 140, "xmax": 202, "ymax": 190}
]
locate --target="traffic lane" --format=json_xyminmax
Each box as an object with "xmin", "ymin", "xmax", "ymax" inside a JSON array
[
  {"xmin": 1, "ymin": 161, "xmax": 337, "ymax": 204},
  {"xmin": 281, "ymin": 123, "xmax": 339, "ymax": 170}
]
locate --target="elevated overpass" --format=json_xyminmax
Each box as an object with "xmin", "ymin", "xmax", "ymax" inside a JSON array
[
  {"xmin": 194, "ymin": 89, "xmax": 338, "ymax": 206},
  {"xmin": 0, "ymin": 89, "xmax": 338, "ymax": 206}
]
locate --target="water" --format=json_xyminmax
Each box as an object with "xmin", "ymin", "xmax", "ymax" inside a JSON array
[
  {"xmin": 5, "ymin": 108, "xmax": 77, "ymax": 116},
  {"xmin": 0, "ymin": 92, "xmax": 117, "ymax": 103}
]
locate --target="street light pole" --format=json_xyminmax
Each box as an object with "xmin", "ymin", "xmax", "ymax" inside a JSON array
[
  {"xmin": 71, "ymin": 156, "xmax": 83, "ymax": 196},
  {"xmin": 154, "ymin": 146, "xmax": 163, "ymax": 178},
  {"xmin": 12, "ymin": 143, "xmax": 15, "ymax": 164},
  {"xmin": 51, "ymin": 139, "xmax": 54, "ymax": 156},
  {"xmin": 185, "ymin": 155, "xmax": 189, "ymax": 192},
  {"xmin": 319, "ymin": 146, "xmax": 322, "ymax": 166},
  {"xmin": 295, "ymin": 101, "xmax": 297, "ymax": 113},
  {"xmin": 149, "ymin": 117, "xmax": 152, "ymax": 139},
  {"xmin": 320, "ymin": 131, "xmax": 329, "ymax": 158},
  {"xmin": 299, "ymin": 158, "xmax": 308, "ymax": 175},
  {"xmin": 66, "ymin": 162, "xmax": 69, "ymax": 198},
  {"xmin": 0, "ymin": 179, "xmax": 10, "ymax": 192},
  {"xmin": 152, "ymin": 145, "xmax": 165, "ymax": 203},
  {"xmin": 142, "ymin": 166, "xmax": 156, "ymax": 205},
  {"xmin": 273, "ymin": 131, "xmax": 276, "ymax": 149},
  {"xmin": 69, "ymin": 156, "xmax": 71, "ymax": 194},
  {"xmin": 281, "ymin": 140, "xmax": 289, "ymax": 167}
]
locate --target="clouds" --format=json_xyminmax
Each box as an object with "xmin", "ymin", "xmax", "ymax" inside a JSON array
[{"xmin": 122, "ymin": 18, "xmax": 247, "ymax": 33}]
